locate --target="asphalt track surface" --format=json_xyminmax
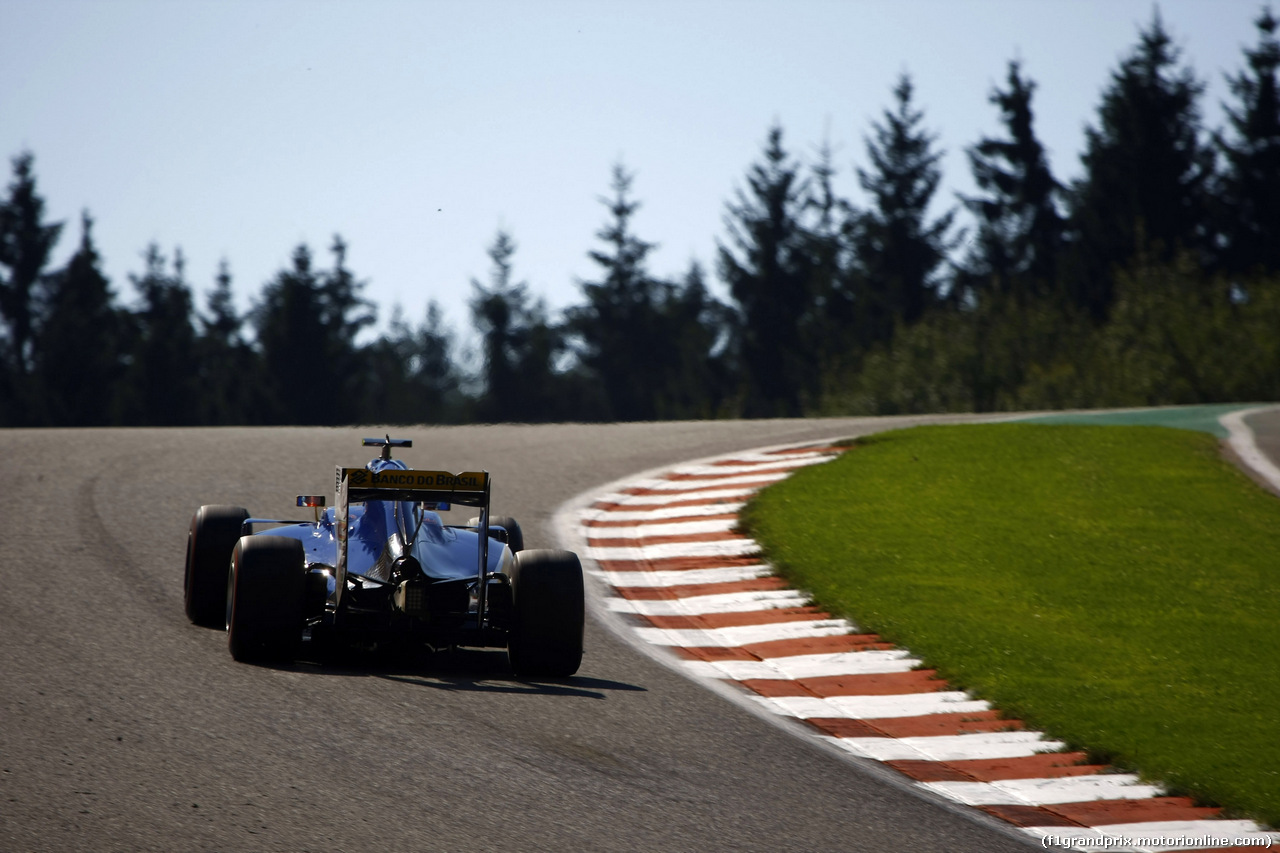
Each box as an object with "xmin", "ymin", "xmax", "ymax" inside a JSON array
[
  {"xmin": 1, "ymin": 412, "xmax": 1275, "ymax": 852},
  {"xmin": 1245, "ymin": 407, "xmax": 1280, "ymax": 494}
]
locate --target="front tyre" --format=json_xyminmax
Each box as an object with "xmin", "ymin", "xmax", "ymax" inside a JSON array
[
  {"xmin": 185, "ymin": 505, "xmax": 250, "ymax": 628},
  {"xmin": 226, "ymin": 536, "xmax": 305, "ymax": 663},
  {"xmin": 507, "ymin": 549, "xmax": 584, "ymax": 677}
]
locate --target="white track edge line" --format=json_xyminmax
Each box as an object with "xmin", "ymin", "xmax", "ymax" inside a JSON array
[{"xmin": 1221, "ymin": 404, "xmax": 1280, "ymax": 494}]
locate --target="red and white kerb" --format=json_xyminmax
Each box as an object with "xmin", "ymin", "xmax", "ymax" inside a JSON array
[{"xmin": 575, "ymin": 442, "xmax": 1278, "ymax": 853}]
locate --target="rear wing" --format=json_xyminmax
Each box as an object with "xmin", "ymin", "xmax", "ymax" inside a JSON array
[{"xmin": 334, "ymin": 466, "xmax": 490, "ymax": 508}]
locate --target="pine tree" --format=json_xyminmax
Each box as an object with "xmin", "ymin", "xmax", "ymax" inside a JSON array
[
  {"xmin": 253, "ymin": 245, "xmax": 330, "ymax": 423},
  {"xmin": 360, "ymin": 308, "xmax": 420, "ymax": 425},
  {"xmin": 120, "ymin": 245, "xmax": 200, "ymax": 424},
  {"xmin": 315, "ymin": 236, "xmax": 376, "ymax": 422},
  {"xmin": 33, "ymin": 213, "xmax": 120, "ymax": 425},
  {"xmin": 852, "ymin": 74, "xmax": 957, "ymax": 340},
  {"xmin": 204, "ymin": 260, "xmax": 241, "ymax": 346},
  {"xmin": 320, "ymin": 235, "xmax": 376, "ymax": 397},
  {"xmin": 196, "ymin": 260, "xmax": 261, "ymax": 424},
  {"xmin": 469, "ymin": 230, "xmax": 563, "ymax": 422},
  {"xmin": 805, "ymin": 141, "xmax": 863, "ymax": 375},
  {"xmin": 363, "ymin": 301, "xmax": 462, "ymax": 424},
  {"xmin": 0, "ymin": 152, "xmax": 63, "ymax": 422},
  {"xmin": 718, "ymin": 125, "xmax": 817, "ymax": 417},
  {"xmin": 654, "ymin": 262, "xmax": 733, "ymax": 418},
  {"xmin": 252, "ymin": 239, "xmax": 374, "ymax": 424},
  {"xmin": 959, "ymin": 61, "xmax": 1065, "ymax": 303},
  {"xmin": 568, "ymin": 164, "xmax": 672, "ymax": 421},
  {"xmin": 409, "ymin": 301, "xmax": 463, "ymax": 421},
  {"xmin": 1217, "ymin": 6, "xmax": 1280, "ymax": 276},
  {"xmin": 1068, "ymin": 11, "xmax": 1215, "ymax": 319}
]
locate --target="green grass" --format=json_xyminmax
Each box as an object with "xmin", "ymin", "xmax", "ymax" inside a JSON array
[{"xmin": 742, "ymin": 424, "xmax": 1280, "ymax": 825}]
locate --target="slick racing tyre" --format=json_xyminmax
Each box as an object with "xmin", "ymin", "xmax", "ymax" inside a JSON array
[
  {"xmin": 226, "ymin": 536, "xmax": 306, "ymax": 663},
  {"xmin": 468, "ymin": 515, "xmax": 524, "ymax": 553},
  {"xmin": 507, "ymin": 549, "xmax": 584, "ymax": 677},
  {"xmin": 185, "ymin": 505, "xmax": 250, "ymax": 628}
]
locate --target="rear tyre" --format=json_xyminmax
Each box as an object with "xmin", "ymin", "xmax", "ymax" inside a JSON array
[
  {"xmin": 507, "ymin": 549, "xmax": 584, "ymax": 677},
  {"xmin": 468, "ymin": 515, "xmax": 524, "ymax": 553},
  {"xmin": 490, "ymin": 516, "xmax": 524, "ymax": 553},
  {"xmin": 184, "ymin": 505, "xmax": 250, "ymax": 628},
  {"xmin": 226, "ymin": 536, "xmax": 306, "ymax": 663}
]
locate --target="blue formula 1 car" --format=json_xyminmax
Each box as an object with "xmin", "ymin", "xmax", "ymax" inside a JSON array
[{"xmin": 183, "ymin": 437, "xmax": 584, "ymax": 676}]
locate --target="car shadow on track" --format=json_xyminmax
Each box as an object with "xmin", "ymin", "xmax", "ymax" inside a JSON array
[
  {"xmin": 266, "ymin": 645, "xmax": 646, "ymax": 700},
  {"xmin": 377, "ymin": 672, "xmax": 640, "ymax": 700}
]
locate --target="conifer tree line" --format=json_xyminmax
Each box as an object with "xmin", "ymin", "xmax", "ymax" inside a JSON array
[{"xmin": 2, "ymin": 9, "xmax": 1278, "ymax": 427}]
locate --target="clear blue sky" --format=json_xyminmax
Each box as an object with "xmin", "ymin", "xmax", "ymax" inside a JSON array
[{"xmin": 0, "ymin": 0, "xmax": 1266, "ymax": 340}]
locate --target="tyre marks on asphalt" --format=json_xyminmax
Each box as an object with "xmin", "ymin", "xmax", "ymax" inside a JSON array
[
  {"xmin": 575, "ymin": 442, "xmax": 1280, "ymax": 853},
  {"xmin": 77, "ymin": 473, "xmax": 176, "ymax": 618}
]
